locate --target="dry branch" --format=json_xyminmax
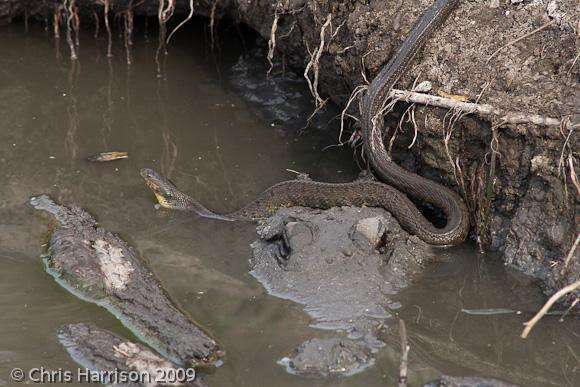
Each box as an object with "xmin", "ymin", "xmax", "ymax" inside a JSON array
[{"xmin": 521, "ymin": 280, "xmax": 580, "ymax": 338}]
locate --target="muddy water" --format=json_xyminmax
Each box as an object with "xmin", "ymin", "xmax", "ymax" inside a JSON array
[{"xmin": 0, "ymin": 23, "xmax": 577, "ymax": 387}]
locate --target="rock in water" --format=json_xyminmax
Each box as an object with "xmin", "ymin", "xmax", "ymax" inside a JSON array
[
  {"xmin": 278, "ymin": 338, "xmax": 373, "ymax": 378},
  {"xmin": 352, "ymin": 216, "xmax": 387, "ymax": 251},
  {"xmin": 424, "ymin": 375, "xmax": 519, "ymax": 387}
]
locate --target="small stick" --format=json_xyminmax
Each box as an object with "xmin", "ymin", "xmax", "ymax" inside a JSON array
[
  {"xmin": 398, "ymin": 319, "xmax": 409, "ymax": 387},
  {"xmin": 487, "ymin": 19, "xmax": 555, "ymax": 63},
  {"xmin": 521, "ymin": 280, "xmax": 580, "ymax": 338}
]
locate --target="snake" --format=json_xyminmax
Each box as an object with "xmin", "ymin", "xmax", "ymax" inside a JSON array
[{"xmin": 141, "ymin": 0, "xmax": 469, "ymax": 246}]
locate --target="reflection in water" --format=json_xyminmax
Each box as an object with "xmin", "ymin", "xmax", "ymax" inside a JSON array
[
  {"xmin": 123, "ymin": 1, "xmax": 134, "ymax": 66},
  {"xmin": 157, "ymin": 77, "xmax": 178, "ymax": 178},
  {"xmin": 52, "ymin": 3, "xmax": 63, "ymax": 60},
  {"xmin": 100, "ymin": 59, "xmax": 114, "ymax": 149},
  {"xmin": 64, "ymin": 60, "xmax": 80, "ymax": 161}
]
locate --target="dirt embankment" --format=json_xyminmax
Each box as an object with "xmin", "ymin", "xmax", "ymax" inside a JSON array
[{"xmin": 1, "ymin": 0, "xmax": 578, "ymax": 298}]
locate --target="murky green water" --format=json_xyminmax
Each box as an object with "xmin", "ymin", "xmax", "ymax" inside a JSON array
[{"xmin": 0, "ymin": 22, "xmax": 577, "ymax": 387}]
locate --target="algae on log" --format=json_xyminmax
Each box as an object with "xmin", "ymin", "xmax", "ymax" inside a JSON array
[
  {"xmin": 30, "ymin": 195, "xmax": 222, "ymax": 369},
  {"xmin": 5, "ymin": 0, "xmax": 578, "ymax": 298},
  {"xmin": 58, "ymin": 323, "xmax": 208, "ymax": 387}
]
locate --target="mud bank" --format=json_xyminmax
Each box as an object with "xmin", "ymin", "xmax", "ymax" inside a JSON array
[
  {"xmin": 2, "ymin": 0, "xmax": 577, "ymax": 298},
  {"xmin": 250, "ymin": 206, "xmax": 435, "ymax": 375}
]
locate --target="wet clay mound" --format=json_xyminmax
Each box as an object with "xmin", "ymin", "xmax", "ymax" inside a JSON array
[{"xmin": 250, "ymin": 206, "xmax": 435, "ymax": 375}]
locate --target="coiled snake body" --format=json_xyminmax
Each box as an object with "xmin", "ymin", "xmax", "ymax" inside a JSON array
[{"xmin": 142, "ymin": 0, "xmax": 469, "ymax": 246}]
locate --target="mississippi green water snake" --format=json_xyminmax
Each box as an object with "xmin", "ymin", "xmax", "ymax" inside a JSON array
[{"xmin": 142, "ymin": 0, "xmax": 469, "ymax": 246}]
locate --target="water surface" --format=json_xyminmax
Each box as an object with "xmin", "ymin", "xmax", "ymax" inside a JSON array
[{"xmin": 0, "ymin": 22, "xmax": 577, "ymax": 387}]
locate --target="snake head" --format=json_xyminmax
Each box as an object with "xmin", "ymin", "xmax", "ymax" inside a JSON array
[{"xmin": 140, "ymin": 168, "xmax": 189, "ymax": 210}]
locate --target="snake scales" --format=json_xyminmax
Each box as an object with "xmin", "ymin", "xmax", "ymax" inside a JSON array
[{"xmin": 142, "ymin": 0, "xmax": 469, "ymax": 246}]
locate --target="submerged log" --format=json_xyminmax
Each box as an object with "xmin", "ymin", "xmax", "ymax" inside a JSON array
[
  {"xmin": 58, "ymin": 323, "xmax": 208, "ymax": 387},
  {"xmin": 30, "ymin": 194, "xmax": 222, "ymax": 368}
]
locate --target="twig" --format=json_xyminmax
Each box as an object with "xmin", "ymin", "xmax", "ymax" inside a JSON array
[
  {"xmin": 521, "ymin": 280, "xmax": 580, "ymax": 338},
  {"xmin": 568, "ymin": 155, "xmax": 580, "ymax": 196},
  {"xmin": 398, "ymin": 319, "xmax": 409, "ymax": 387},
  {"xmin": 560, "ymin": 233, "xmax": 580, "ymax": 276},
  {"xmin": 487, "ymin": 19, "xmax": 555, "ymax": 63},
  {"xmin": 389, "ymin": 89, "xmax": 564, "ymax": 128}
]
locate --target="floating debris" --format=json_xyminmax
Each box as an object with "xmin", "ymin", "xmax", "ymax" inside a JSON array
[{"xmin": 87, "ymin": 151, "xmax": 129, "ymax": 162}]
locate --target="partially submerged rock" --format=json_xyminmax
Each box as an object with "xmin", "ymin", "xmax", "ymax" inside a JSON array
[
  {"xmin": 58, "ymin": 323, "xmax": 207, "ymax": 387},
  {"xmin": 278, "ymin": 337, "xmax": 373, "ymax": 378},
  {"xmin": 30, "ymin": 195, "xmax": 221, "ymax": 368},
  {"xmin": 424, "ymin": 375, "xmax": 519, "ymax": 387},
  {"xmin": 250, "ymin": 206, "xmax": 435, "ymax": 375}
]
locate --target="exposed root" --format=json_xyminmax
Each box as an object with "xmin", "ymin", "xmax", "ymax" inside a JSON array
[
  {"xmin": 155, "ymin": 0, "xmax": 169, "ymax": 76},
  {"xmin": 72, "ymin": 2, "xmax": 80, "ymax": 47},
  {"xmin": 389, "ymin": 88, "xmax": 564, "ymax": 129},
  {"xmin": 209, "ymin": 0, "xmax": 219, "ymax": 49},
  {"xmin": 304, "ymin": 13, "xmax": 331, "ymax": 109},
  {"xmin": 63, "ymin": 0, "xmax": 77, "ymax": 60},
  {"xmin": 560, "ymin": 233, "xmax": 579, "ymax": 277},
  {"xmin": 557, "ymin": 120, "xmax": 578, "ymax": 199},
  {"xmin": 267, "ymin": 4, "xmax": 282, "ymax": 76},
  {"xmin": 442, "ymin": 105, "xmax": 470, "ymax": 189},
  {"xmin": 475, "ymin": 124, "xmax": 501, "ymax": 248},
  {"xmin": 373, "ymin": 97, "xmax": 398, "ymax": 156},
  {"xmin": 166, "ymin": 0, "xmax": 194, "ymax": 45},
  {"xmin": 267, "ymin": 1, "xmax": 304, "ymax": 75},
  {"xmin": 95, "ymin": 0, "xmax": 113, "ymax": 58},
  {"xmin": 92, "ymin": 8, "xmax": 99, "ymax": 38},
  {"xmin": 568, "ymin": 154, "xmax": 580, "ymax": 196},
  {"xmin": 401, "ymin": 104, "xmax": 418, "ymax": 149},
  {"xmin": 521, "ymin": 280, "xmax": 580, "ymax": 338},
  {"xmin": 123, "ymin": 1, "xmax": 134, "ymax": 65},
  {"xmin": 338, "ymin": 85, "xmax": 367, "ymax": 145},
  {"xmin": 160, "ymin": 0, "xmax": 175, "ymax": 22}
]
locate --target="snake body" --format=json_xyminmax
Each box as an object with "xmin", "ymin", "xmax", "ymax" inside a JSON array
[
  {"xmin": 361, "ymin": 0, "xmax": 469, "ymax": 245},
  {"xmin": 142, "ymin": 0, "xmax": 469, "ymax": 246}
]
